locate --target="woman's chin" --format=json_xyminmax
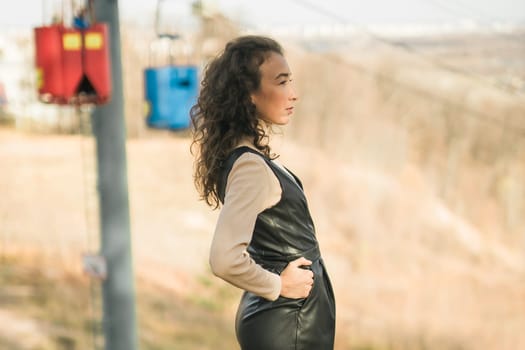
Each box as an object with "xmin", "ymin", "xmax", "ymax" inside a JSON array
[{"xmin": 261, "ymin": 116, "xmax": 291, "ymax": 126}]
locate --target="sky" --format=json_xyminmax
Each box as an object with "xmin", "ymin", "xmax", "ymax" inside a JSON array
[{"xmin": 0, "ymin": 0, "xmax": 524, "ymax": 30}]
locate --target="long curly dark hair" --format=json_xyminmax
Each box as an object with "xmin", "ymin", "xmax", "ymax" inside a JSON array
[{"xmin": 190, "ymin": 36, "xmax": 283, "ymax": 209}]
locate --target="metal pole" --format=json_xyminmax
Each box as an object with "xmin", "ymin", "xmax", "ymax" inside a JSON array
[{"xmin": 90, "ymin": 1, "xmax": 138, "ymax": 349}]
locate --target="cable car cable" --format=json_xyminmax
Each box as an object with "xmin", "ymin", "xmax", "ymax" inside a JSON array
[
  {"xmin": 288, "ymin": 0, "xmax": 524, "ymax": 97},
  {"xmin": 319, "ymin": 54, "xmax": 525, "ymax": 138},
  {"xmin": 77, "ymin": 103, "xmax": 102, "ymax": 350}
]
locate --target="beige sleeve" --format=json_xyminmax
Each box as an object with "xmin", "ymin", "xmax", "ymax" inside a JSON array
[{"xmin": 209, "ymin": 152, "xmax": 282, "ymax": 301}]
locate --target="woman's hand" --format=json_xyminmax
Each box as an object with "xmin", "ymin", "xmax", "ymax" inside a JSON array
[{"xmin": 279, "ymin": 257, "xmax": 314, "ymax": 299}]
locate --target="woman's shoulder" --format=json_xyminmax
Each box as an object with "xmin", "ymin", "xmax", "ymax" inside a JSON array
[
  {"xmin": 224, "ymin": 141, "xmax": 267, "ymax": 166},
  {"xmin": 228, "ymin": 145, "xmax": 262, "ymax": 159},
  {"xmin": 218, "ymin": 146, "xmax": 272, "ymax": 202},
  {"xmin": 228, "ymin": 148, "xmax": 268, "ymax": 174},
  {"xmin": 223, "ymin": 150, "xmax": 281, "ymax": 208}
]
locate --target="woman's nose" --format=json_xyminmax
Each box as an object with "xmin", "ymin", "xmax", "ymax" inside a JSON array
[{"xmin": 289, "ymin": 85, "xmax": 299, "ymax": 101}]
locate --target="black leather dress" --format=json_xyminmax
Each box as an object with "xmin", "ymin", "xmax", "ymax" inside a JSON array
[{"xmin": 218, "ymin": 147, "xmax": 336, "ymax": 350}]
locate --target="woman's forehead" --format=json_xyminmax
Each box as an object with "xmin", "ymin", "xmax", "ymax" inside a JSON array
[{"xmin": 259, "ymin": 52, "xmax": 291, "ymax": 79}]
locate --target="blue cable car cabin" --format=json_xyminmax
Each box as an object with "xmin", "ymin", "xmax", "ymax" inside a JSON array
[
  {"xmin": 143, "ymin": 0, "xmax": 199, "ymax": 131},
  {"xmin": 144, "ymin": 63, "xmax": 198, "ymax": 130}
]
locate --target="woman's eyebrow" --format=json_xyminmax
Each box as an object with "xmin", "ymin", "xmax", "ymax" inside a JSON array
[{"xmin": 274, "ymin": 72, "xmax": 291, "ymax": 80}]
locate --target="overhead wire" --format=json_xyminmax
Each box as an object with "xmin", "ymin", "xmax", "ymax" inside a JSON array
[
  {"xmin": 405, "ymin": 0, "xmax": 525, "ymax": 94},
  {"xmin": 287, "ymin": 0, "xmax": 525, "ymax": 97},
  {"xmin": 321, "ymin": 54, "xmax": 525, "ymax": 138},
  {"xmin": 276, "ymin": 0, "xmax": 525, "ymax": 138},
  {"xmin": 77, "ymin": 104, "xmax": 102, "ymax": 350}
]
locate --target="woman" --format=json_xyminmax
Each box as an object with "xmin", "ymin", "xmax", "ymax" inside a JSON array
[{"xmin": 191, "ymin": 35, "xmax": 336, "ymax": 349}]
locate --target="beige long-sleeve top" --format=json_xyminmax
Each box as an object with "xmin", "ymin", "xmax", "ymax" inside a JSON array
[{"xmin": 209, "ymin": 146, "xmax": 283, "ymax": 301}]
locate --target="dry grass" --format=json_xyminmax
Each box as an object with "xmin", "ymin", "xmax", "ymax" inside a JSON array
[{"xmin": 0, "ymin": 250, "xmax": 239, "ymax": 350}]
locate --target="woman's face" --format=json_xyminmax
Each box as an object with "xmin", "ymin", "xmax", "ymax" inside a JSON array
[{"xmin": 250, "ymin": 52, "xmax": 298, "ymax": 125}]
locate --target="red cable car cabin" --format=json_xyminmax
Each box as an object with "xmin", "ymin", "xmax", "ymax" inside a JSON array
[{"xmin": 34, "ymin": 23, "xmax": 111, "ymax": 105}]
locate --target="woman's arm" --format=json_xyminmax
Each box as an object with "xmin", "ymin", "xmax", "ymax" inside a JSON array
[{"xmin": 209, "ymin": 152, "xmax": 282, "ymax": 300}]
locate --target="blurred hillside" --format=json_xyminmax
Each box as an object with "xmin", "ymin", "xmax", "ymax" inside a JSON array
[
  {"xmin": 286, "ymin": 30, "xmax": 525, "ymax": 239},
  {"xmin": 1, "ymin": 10, "xmax": 525, "ymax": 350}
]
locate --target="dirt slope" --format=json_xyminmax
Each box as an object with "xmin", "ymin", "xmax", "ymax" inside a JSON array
[{"xmin": 1, "ymin": 127, "xmax": 524, "ymax": 349}]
